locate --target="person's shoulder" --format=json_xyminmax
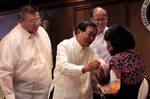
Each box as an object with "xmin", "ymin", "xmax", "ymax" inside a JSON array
[
  {"xmin": 38, "ymin": 26, "xmax": 47, "ymax": 33},
  {"xmin": 59, "ymin": 37, "xmax": 72, "ymax": 44},
  {"xmin": 58, "ymin": 37, "xmax": 74, "ymax": 47},
  {"xmin": 38, "ymin": 26, "xmax": 45, "ymax": 30},
  {"xmin": 1, "ymin": 25, "xmax": 21, "ymax": 43},
  {"xmin": 111, "ymin": 52, "xmax": 126, "ymax": 61}
]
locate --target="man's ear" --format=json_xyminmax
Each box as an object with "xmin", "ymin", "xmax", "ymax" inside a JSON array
[{"xmin": 77, "ymin": 29, "xmax": 81, "ymax": 34}]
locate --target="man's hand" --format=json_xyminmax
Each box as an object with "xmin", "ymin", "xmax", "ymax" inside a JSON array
[{"xmin": 82, "ymin": 60, "xmax": 100, "ymax": 73}]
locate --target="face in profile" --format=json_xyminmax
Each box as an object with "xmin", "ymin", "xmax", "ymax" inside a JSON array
[{"xmin": 79, "ymin": 26, "xmax": 97, "ymax": 47}]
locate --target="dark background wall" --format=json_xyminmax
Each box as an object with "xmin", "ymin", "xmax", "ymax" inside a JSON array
[{"xmin": 0, "ymin": 0, "xmax": 150, "ymax": 79}]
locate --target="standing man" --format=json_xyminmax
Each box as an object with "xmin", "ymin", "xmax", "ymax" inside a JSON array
[
  {"xmin": 0, "ymin": 5, "xmax": 53, "ymax": 99},
  {"xmin": 53, "ymin": 21, "xmax": 106, "ymax": 99},
  {"xmin": 90, "ymin": 7, "xmax": 111, "ymax": 99},
  {"xmin": 91, "ymin": 7, "xmax": 111, "ymax": 65}
]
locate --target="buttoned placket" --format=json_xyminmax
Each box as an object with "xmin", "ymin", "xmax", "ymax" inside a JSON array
[
  {"xmin": 80, "ymin": 48, "xmax": 88, "ymax": 99},
  {"xmin": 27, "ymin": 35, "xmax": 40, "ymax": 98},
  {"xmin": 79, "ymin": 48, "xmax": 84, "ymax": 64},
  {"xmin": 31, "ymin": 36, "xmax": 40, "ymax": 69}
]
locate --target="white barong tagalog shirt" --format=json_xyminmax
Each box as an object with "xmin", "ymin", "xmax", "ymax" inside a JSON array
[
  {"xmin": 0, "ymin": 23, "xmax": 53, "ymax": 99},
  {"xmin": 53, "ymin": 37, "xmax": 104, "ymax": 99}
]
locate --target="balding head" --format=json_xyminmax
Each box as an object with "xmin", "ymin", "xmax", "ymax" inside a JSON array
[
  {"xmin": 91, "ymin": 7, "xmax": 108, "ymax": 18},
  {"xmin": 91, "ymin": 7, "xmax": 108, "ymax": 34}
]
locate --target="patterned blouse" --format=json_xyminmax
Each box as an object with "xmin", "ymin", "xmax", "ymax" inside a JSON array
[{"xmin": 109, "ymin": 50, "xmax": 145, "ymax": 85}]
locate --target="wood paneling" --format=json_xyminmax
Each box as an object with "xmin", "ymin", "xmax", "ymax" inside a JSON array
[{"xmin": 73, "ymin": 2, "xmax": 129, "ymax": 30}]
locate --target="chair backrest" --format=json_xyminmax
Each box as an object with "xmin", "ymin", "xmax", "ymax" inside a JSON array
[{"xmin": 137, "ymin": 76, "xmax": 149, "ymax": 99}]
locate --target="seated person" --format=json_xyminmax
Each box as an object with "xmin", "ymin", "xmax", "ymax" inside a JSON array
[{"xmin": 97, "ymin": 25, "xmax": 145, "ymax": 99}]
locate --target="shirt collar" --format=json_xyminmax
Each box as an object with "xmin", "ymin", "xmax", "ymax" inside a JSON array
[
  {"xmin": 18, "ymin": 23, "xmax": 38, "ymax": 39},
  {"xmin": 96, "ymin": 27, "xmax": 108, "ymax": 40},
  {"xmin": 100, "ymin": 27, "xmax": 108, "ymax": 35},
  {"xmin": 73, "ymin": 36, "xmax": 84, "ymax": 52}
]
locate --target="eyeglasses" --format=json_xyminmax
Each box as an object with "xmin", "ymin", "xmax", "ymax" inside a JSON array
[
  {"xmin": 85, "ymin": 31, "xmax": 97, "ymax": 38},
  {"xmin": 24, "ymin": 18, "xmax": 41, "ymax": 24}
]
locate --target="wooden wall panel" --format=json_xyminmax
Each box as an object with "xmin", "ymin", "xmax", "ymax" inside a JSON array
[
  {"xmin": 73, "ymin": 3, "xmax": 129, "ymax": 29},
  {"xmin": 105, "ymin": 3, "xmax": 129, "ymax": 27},
  {"xmin": 129, "ymin": 1, "xmax": 150, "ymax": 78}
]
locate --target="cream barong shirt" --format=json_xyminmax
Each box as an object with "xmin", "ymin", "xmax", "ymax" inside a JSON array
[
  {"xmin": 53, "ymin": 37, "xmax": 105, "ymax": 99},
  {"xmin": 0, "ymin": 23, "xmax": 53, "ymax": 99}
]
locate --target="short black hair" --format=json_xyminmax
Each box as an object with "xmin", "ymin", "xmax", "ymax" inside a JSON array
[
  {"xmin": 104, "ymin": 25, "xmax": 135, "ymax": 55},
  {"xmin": 77, "ymin": 21, "xmax": 97, "ymax": 32}
]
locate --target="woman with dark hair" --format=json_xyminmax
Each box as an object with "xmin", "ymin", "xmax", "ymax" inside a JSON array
[{"xmin": 104, "ymin": 25, "xmax": 145, "ymax": 99}]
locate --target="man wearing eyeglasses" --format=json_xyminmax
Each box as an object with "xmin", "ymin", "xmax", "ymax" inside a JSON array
[
  {"xmin": 0, "ymin": 5, "xmax": 53, "ymax": 99},
  {"xmin": 53, "ymin": 21, "xmax": 106, "ymax": 99}
]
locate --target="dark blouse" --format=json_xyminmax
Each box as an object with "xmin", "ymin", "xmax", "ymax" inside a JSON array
[{"xmin": 109, "ymin": 50, "xmax": 145, "ymax": 85}]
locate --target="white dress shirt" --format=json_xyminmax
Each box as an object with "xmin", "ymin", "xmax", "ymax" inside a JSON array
[
  {"xmin": 53, "ymin": 37, "xmax": 104, "ymax": 99},
  {"xmin": 90, "ymin": 27, "xmax": 111, "ymax": 65},
  {"xmin": 0, "ymin": 23, "xmax": 53, "ymax": 99},
  {"xmin": 90, "ymin": 27, "xmax": 111, "ymax": 94}
]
